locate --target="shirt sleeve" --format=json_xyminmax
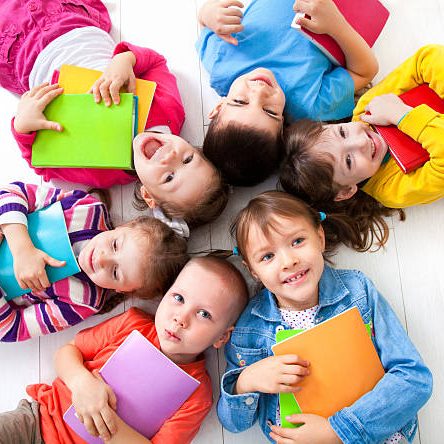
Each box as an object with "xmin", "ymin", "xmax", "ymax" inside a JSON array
[
  {"xmin": 113, "ymin": 42, "xmax": 185, "ymax": 135},
  {"xmin": 10, "ymin": 118, "xmax": 135, "ymax": 188},
  {"xmin": 329, "ymin": 274, "xmax": 433, "ymax": 444}
]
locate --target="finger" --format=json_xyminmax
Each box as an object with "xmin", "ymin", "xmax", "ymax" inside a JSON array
[
  {"xmin": 37, "ymin": 119, "xmax": 63, "ymax": 132},
  {"xmin": 280, "ymin": 373, "xmax": 306, "ymax": 386},
  {"xmin": 18, "ymin": 278, "xmax": 28, "ymax": 290},
  {"xmin": 83, "ymin": 416, "xmax": 100, "ymax": 437},
  {"xmin": 92, "ymin": 413, "xmax": 112, "ymax": 441},
  {"xmin": 360, "ymin": 113, "xmax": 377, "ymax": 124},
  {"xmin": 29, "ymin": 83, "xmax": 49, "ymax": 97},
  {"xmin": 222, "ymin": 0, "xmax": 244, "ymax": 9},
  {"xmin": 219, "ymin": 23, "xmax": 244, "ymax": 35},
  {"xmin": 220, "ymin": 34, "xmax": 239, "ymax": 45},
  {"xmin": 285, "ymin": 413, "xmax": 310, "ymax": 424},
  {"xmin": 37, "ymin": 270, "xmax": 50, "ymax": 290},
  {"xmin": 109, "ymin": 81, "xmax": 122, "ymax": 105},
  {"xmin": 281, "ymin": 355, "xmax": 310, "ymax": 366},
  {"xmin": 296, "ymin": 16, "xmax": 315, "ymax": 30},
  {"xmin": 283, "ymin": 364, "xmax": 310, "ymax": 376},
  {"xmin": 40, "ymin": 88, "xmax": 64, "ymax": 107},
  {"xmin": 44, "ymin": 255, "xmax": 66, "ymax": 267},
  {"xmin": 222, "ymin": 14, "xmax": 243, "ymax": 24},
  {"xmin": 108, "ymin": 386, "xmax": 117, "ymax": 411},
  {"xmin": 92, "ymin": 79, "xmax": 104, "ymax": 103},
  {"xmin": 223, "ymin": 7, "xmax": 244, "ymax": 19},
  {"xmin": 35, "ymin": 83, "xmax": 61, "ymax": 100},
  {"xmin": 29, "ymin": 278, "xmax": 43, "ymax": 293},
  {"xmin": 101, "ymin": 407, "xmax": 118, "ymax": 435},
  {"xmin": 269, "ymin": 431, "xmax": 295, "ymax": 444},
  {"xmin": 278, "ymin": 383, "xmax": 303, "ymax": 393},
  {"xmin": 127, "ymin": 76, "xmax": 136, "ymax": 95},
  {"xmin": 99, "ymin": 80, "xmax": 113, "ymax": 106}
]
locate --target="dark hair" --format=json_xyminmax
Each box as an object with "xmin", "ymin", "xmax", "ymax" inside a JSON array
[
  {"xmin": 279, "ymin": 119, "xmax": 405, "ymax": 252},
  {"xmin": 99, "ymin": 216, "xmax": 189, "ymax": 313},
  {"xmin": 133, "ymin": 166, "xmax": 229, "ymax": 229},
  {"xmin": 203, "ymin": 116, "xmax": 284, "ymax": 186}
]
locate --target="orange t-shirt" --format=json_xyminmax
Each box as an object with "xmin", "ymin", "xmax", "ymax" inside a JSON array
[{"xmin": 27, "ymin": 308, "xmax": 213, "ymax": 444}]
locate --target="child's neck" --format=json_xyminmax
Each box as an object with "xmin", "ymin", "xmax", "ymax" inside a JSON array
[{"xmin": 161, "ymin": 348, "xmax": 200, "ymax": 365}]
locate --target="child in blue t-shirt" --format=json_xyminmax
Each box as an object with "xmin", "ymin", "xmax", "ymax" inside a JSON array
[{"xmin": 197, "ymin": 0, "xmax": 378, "ymax": 186}]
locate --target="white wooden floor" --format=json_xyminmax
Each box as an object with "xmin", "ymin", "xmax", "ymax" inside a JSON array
[{"xmin": 0, "ymin": 1, "xmax": 443, "ymax": 443}]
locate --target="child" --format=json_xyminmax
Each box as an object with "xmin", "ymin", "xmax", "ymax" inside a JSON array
[
  {"xmin": 0, "ymin": 181, "xmax": 188, "ymax": 342},
  {"xmin": 218, "ymin": 191, "xmax": 432, "ymax": 444},
  {"xmin": 280, "ymin": 44, "xmax": 444, "ymax": 250},
  {"xmin": 0, "ymin": 256, "xmax": 249, "ymax": 444},
  {"xmin": 197, "ymin": 0, "xmax": 378, "ymax": 185},
  {"xmin": 1, "ymin": 0, "xmax": 228, "ymax": 228}
]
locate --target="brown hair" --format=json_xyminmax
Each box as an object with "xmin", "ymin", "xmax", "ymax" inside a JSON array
[
  {"xmin": 133, "ymin": 161, "xmax": 229, "ymax": 229},
  {"xmin": 99, "ymin": 216, "xmax": 189, "ymax": 313},
  {"xmin": 231, "ymin": 191, "xmax": 331, "ymax": 266},
  {"xmin": 203, "ymin": 116, "xmax": 284, "ymax": 186},
  {"xmin": 279, "ymin": 119, "xmax": 405, "ymax": 252}
]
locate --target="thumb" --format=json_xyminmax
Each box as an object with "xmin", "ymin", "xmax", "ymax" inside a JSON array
[
  {"xmin": 39, "ymin": 120, "xmax": 63, "ymax": 132},
  {"xmin": 285, "ymin": 413, "xmax": 310, "ymax": 424},
  {"xmin": 220, "ymin": 34, "xmax": 239, "ymax": 46},
  {"xmin": 360, "ymin": 113, "xmax": 377, "ymax": 125},
  {"xmin": 107, "ymin": 385, "xmax": 117, "ymax": 410},
  {"xmin": 297, "ymin": 16, "xmax": 314, "ymax": 31},
  {"xmin": 44, "ymin": 255, "xmax": 66, "ymax": 268}
]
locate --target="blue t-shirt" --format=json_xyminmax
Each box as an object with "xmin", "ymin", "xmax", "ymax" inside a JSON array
[{"xmin": 196, "ymin": 0, "xmax": 355, "ymax": 122}]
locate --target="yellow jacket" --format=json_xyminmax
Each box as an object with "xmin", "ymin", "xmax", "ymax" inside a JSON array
[{"xmin": 352, "ymin": 44, "xmax": 444, "ymax": 208}]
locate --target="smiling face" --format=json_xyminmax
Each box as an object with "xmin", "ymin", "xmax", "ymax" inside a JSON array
[
  {"xmin": 155, "ymin": 260, "xmax": 239, "ymax": 364},
  {"xmin": 313, "ymin": 122, "xmax": 388, "ymax": 192},
  {"xmin": 211, "ymin": 68, "xmax": 285, "ymax": 136},
  {"xmin": 245, "ymin": 215, "xmax": 325, "ymax": 310},
  {"xmin": 133, "ymin": 132, "xmax": 216, "ymax": 209},
  {"xmin": 78, "ymin": 226, "xmax": 145, "ymax": 292}
]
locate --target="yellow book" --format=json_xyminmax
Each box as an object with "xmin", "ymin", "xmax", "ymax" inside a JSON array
[{"xmin": 58, "ymin": 64, "xmax": 156, "ymax": 134}]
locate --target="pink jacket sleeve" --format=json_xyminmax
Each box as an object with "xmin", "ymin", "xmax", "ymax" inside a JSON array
[
  {"xmin": 114, "ymin": 42, "xmax": 185, "ymax": 135},
  {"xmin": 10, "ymin": 118, "xmax": 136, "ymax": 188}
]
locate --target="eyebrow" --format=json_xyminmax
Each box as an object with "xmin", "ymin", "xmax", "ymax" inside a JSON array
[{"xmin": 226, "ymin": 102, "xmax": 282, "ymax": 122}]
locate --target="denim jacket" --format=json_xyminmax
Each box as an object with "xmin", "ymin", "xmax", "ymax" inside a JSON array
[{"xmin": 217, "ymin": 265, "xmax": 433, "ymax": 443}]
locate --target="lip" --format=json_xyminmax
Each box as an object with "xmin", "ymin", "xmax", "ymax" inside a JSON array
[
  {"xmin": 165, "ymin": 329, "xmax": 181, "ymax": 342},
  {"xmin": 282, "ymin": 269, "xmax": 309, "ymax": 285},
  {"xmin": 134, "ymin": 133, "xmax": 163, "ymax": 160},
  {"xmin": 249, "ymin": 74, "xmax": 273, "ymax": 87},
  {"xmin": 367, "ymin": 131, "xmax": 379, "ymax": 160},
  {"xmin": 89, "ymin": 248, "xmax": 95, "ymax": 273}
]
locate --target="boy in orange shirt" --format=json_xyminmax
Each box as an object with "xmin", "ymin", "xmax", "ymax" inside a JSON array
[{"xmin": 0, "ymin": 257, "xmax": 248, "ymax": 444}]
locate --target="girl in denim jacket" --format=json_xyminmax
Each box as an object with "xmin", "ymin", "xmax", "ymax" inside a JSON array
[{"xmin": 218, "ymin": 190, "xmax": 432, "ymax": 444}]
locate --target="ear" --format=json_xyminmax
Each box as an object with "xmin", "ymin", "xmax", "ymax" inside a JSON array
[
  {"xmin": 140, "ymin": 185, "xmax": 158, "ymax": 209},
  {"xmin": 317, "ymin": 225, "xmax": 326, "ymax": 253},
  {"xmin": 334, "ymin": 185, "xmax": 358, "ymax": 202},
  {"xmin": 208, "ymin": 100, "xmax": 225, "ymax": 120},
  {"xmin": 213, "ymin": 326, "xmax": 234, "ymax": 349},
  {"xmin": 242, "ymin": 259, "xmax": 259, "ymax": 281}
]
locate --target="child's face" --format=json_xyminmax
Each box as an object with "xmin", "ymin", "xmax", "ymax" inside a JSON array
[
  {"xmin": 155, "ymin": 261, "xmax": 234, "ymax": 364},
  {"xmin": 78, "ymin": 226, "xmax": 145, "ymax": 292},
  {"xmin": 245, "ymin": 215, "xmax": 325, "ymax": 310},
  {"xmin": 133, "ymin": 132, "xmax": 215, "ymax": 209},
  {"xmin": 313, "ymin": 122, "xmax": 389, "ymax": 191},
  {"xmin": 210, "ymin": 68, "xmax": 285, "ymax": 136}
]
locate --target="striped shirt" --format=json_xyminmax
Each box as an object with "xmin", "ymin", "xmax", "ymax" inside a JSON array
[{"xmin": 0, "ymin": 182, "xmax": 112, "ymax": 342}]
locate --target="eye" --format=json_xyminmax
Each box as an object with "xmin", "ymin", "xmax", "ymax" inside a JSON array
[
  {"xmin": 183, "ymin": 154, "xmax": 193, "ymax": 164},
  {"xmin": 233, "ymin": 99, "xmax": 248, "ymax": 105},
  {"xmin": 112, "ymin": 239, "xmax": 117, "ymax": 252},
  {"xmin": 173, "ymin": 294, "xmax": 184, "ymax": 303},
  {"xmin": 113, "ymin": 266, "xmax": 118, "ymax": 280},
  {"xmin": 198, "ymin": 309, "xmax": 212, "ymax": 320},
  {"xmin": 292, "ymin": 238, "xmax": 304, "ymax": 247},
  {"xmin": 339, "ymin": 126, "xmax": 346, "ymax": 138},
  {"xmin": 264, "ymin": 108, "xmax": 278, "ymax": 116},
  {"xmin": 346, "ymin": 154, "xmax": 352, "ymax": 170},
  {"xmin": 261, "ymin": 252, "xmax": 274, "ymax": 262},
  {"xmin": 164, "ymin": 173, "xmax": 174, "ymax": 183}
]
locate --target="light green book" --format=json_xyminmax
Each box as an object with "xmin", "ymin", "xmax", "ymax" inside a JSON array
[{"xmin": 32, "ymin": 93, "xmax": 137, "ymax": 169}]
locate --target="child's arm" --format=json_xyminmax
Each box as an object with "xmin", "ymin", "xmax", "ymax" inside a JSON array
[
  {"xmin": 198, "ymin": 0, "xmax": 244, "ymax": 45},
  {"xmin": 55, "ymin": 341, "xmax": 118, "ymax": 442},
  {"xmin": 294, "ymin": 0, "xmax": 378, "ymax": 90}
]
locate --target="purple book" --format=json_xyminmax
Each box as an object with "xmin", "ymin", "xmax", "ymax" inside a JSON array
[{"xmin": 63, "ymin": 329, "xmax": 200, "ymax": 443}]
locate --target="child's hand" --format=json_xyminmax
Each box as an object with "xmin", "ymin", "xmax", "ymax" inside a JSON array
[
  {"xmin": 360, "ymin": 94, "xmax": 413, "ymax": 127},
  {"xmin": 91, "ymin": 51, "xmax": 136, "ymax": 106},
  {"xmin": 293, "ymin": 0, "xmax": 345, "ymax": 35},
  {"xmin": 14, "ymin": 246, "xmax": 65, "ymax": 292},
  {"xmin": 270, "ymin": 414, "xmax": 342, "ymax": 444},
  {"xmin": 14, "ymin": 83, "xmax": 63, "ymax": 134},
  {"xmin": 236, "ymin": 355, "xmax": 310, "ymax": 394},
  {"xmin": 71, "ymin": 369, "xmax": 118, "ymax": 441},
  {"xmin": 198, "ymin": 0, "xmax": 244, "ymax": 45}
]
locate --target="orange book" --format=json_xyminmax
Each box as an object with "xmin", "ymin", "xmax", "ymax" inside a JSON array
[
  {"xmin": 271, "ymin": 307, "xmax": 385, "ymax": 418},
  {"xmin": 58, "ymin": 64, "xmax": 156, "ymax": 134}
]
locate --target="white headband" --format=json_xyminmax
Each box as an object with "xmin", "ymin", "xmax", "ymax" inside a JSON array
[{"xmin": 152, "ymin": 206, "xmax": 190, "ymax": 239}]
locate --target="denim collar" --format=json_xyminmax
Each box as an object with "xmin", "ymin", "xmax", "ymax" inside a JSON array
[{"xmin": 250, "ymin": 265, "xmax": 350, "ymax": 323}]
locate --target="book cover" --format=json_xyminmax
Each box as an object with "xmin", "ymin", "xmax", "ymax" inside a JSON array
[
  {"xmin": 373, "ymin": 84, "xmax": 444, "ymax": 173},
  {"xmin": 0, "ymin": 201, "xmax": 80, "ymax": 300},
  {"xmin": 291, "ymin": 0, "xmax": 389, "ymax": 66},
  {"xmin": 63, "ymin": 329, "xmax": 200, "ymax": 443},
  {"xmin": 58, "ymin": 64, "xmax": 157, "ymax": 134},
  {"xmin": 32, "ymin": 93, "xmax": 136, "ymax": 169},
  {"xmin": 272, "ymin": 307, "xmax": 384, "ymax": 419}
]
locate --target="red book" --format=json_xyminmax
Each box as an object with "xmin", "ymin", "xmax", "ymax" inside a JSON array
[
  {"xmin": 291, "ymin": 0, "xmax": 389, "ymax": 66},
  {"xmin": 373, "ymin": 84, "xmax": 444, "ymax": 174}
]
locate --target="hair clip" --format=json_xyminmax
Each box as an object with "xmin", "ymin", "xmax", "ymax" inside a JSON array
[
  {"xmin": 152, "ymin": 207, "xmax": 190, "ymax": 238},
  {"xmin": 233, "ymin": 246, "xmax": 240, "ymax": 256},
  {"xmin": 319, "ymin": 211, "xmax": 327, "ymax": 222}
]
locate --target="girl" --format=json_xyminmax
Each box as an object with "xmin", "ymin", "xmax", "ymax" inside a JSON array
[
  {"xmin": 217, "ymin": 191, "xmax": 432, "ymax": 444},
  {"xmin": 0, "ymin": 181, "xmax": 188, "ymax": 342},
  {"xmin": 1, "ymin": 0, "xmax": 228, "ymax": 228},
  {"xmin": 280, "ymin": 44, "xmax": 444, "ymax": 250},
  {"xmin": 197, "ymin": 0, "xmax": 378, "ymax": 185}
]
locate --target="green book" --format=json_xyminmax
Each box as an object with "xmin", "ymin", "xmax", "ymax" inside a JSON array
[
  {"xmin": 32, "ymin": 93, "xmax": 137, "ymax": 169},
  {"xmin": 0, "ymin": 202, "xmax": 81, "ymax": 300}
]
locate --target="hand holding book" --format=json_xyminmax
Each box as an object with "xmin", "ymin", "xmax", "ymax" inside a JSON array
[{"xmin": 361, "ymin": 94, "xmax": 413, "ymax": 126}]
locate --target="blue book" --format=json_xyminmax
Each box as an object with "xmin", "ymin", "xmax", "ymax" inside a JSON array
[{"xmin": 0, "ymin": 201, "xmax": 81, "ymax": 300}]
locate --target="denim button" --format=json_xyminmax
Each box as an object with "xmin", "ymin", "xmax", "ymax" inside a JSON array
[
  {"xmin": 275, "ymin": 325, "xmax": 285, "ymax": 333},
  {"xmin": 245, "ymin": 397, "xmax": 254, "ymax": 406}
]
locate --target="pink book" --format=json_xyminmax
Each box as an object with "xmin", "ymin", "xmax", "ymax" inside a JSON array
[
  {"xmin": 291, "ymin": 0, "xmax": 389, "ymax": 66},
  {"xmin": 63, "ymin": 329, "xmax": 200, "ymax": 443}
]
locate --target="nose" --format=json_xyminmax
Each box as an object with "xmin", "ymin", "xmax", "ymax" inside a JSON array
[
  {"xmin": 96, "ymin": 250, "xmax": 111, "ymax": 269},
  {"xmin": 159, "ymin": 148, "xmax": 177, "ymax": 166},
  {"xmin": 280, "ymin": 248, "xmax": 298, "ymax": 270},
  {"xmin": 174, "ymin": 313, "xmax": 188, "ymax": 329}
]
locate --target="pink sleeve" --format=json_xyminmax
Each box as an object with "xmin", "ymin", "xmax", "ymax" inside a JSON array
[
  {"xmin": 113, "ymin": 42, "xmax": 185, "ymax": 135},
  {"xmin": 11, "ymin": 118, "xmax": 136, "ymax": 188}
]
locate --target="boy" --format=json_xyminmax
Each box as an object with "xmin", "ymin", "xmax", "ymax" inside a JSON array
[{"xmin": 0, "ymin": 257, "xmax": 248, "ymax": 444}]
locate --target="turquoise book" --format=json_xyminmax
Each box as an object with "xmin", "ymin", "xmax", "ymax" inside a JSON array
[
  {"xmin": 32, "ymin": 93, "xmax": 138, "ymax": 169},
  {"xmin": 0, "ymin": 202, "xmax": 81, "ymax": 300}
]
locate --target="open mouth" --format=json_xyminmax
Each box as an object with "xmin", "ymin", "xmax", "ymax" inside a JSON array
[
  {"xmin": 283, "ymin": 269, "xmax": 308, "ymax": 284},
  {"xmin": 368, "ymin": 132, "xmax": 378, "ymax": 159},
  {"xmin": 134, "ymin": 133, "xmax": 163, "ymax": 160}
]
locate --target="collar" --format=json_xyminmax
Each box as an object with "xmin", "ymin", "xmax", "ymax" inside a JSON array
[
  {"xmin": 250, "ymin": 265, "xmax": 350, "ymax": 322},
  {"xmin": 146, "ymin": 125, "xmax": 172, "ymax": 134}
]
